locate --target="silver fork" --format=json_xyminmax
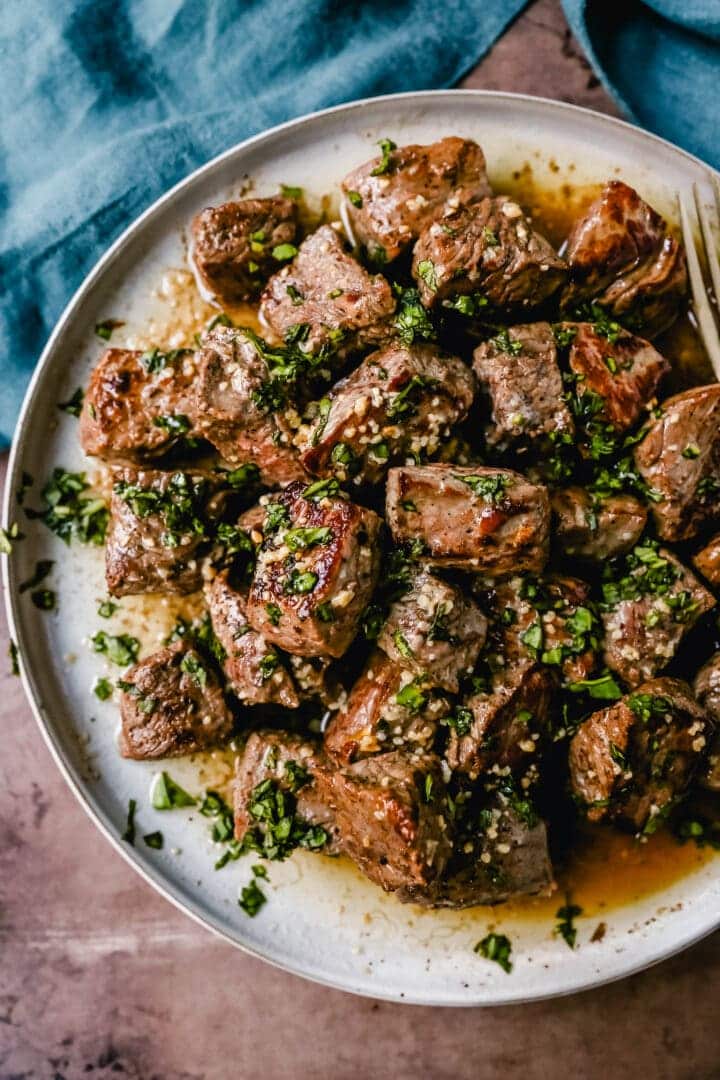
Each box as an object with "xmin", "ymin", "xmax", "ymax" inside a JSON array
[{"xmin": 678, "ymin": 178, "xmax": 720, "ymax": 378}]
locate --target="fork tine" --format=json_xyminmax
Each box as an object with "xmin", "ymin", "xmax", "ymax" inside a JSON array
[
  {"xmin": 693, "ymin": 181, "xmax": 720, "ymax": 319},
  {"xmin": 678, "ymin": 191, "xmax": 720, "ymax": 380}
]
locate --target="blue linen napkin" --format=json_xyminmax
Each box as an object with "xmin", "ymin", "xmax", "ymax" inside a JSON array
[
  {"xmin": 2, "ymin": 0, "xmax": 719, "ymax": 446},
  {"xmin": 561, "ymin": 0, "xmax": 720, "ymax": 171}
]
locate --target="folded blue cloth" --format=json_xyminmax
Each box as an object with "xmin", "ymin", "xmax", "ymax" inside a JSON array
[{"xmin": 1, "ymin": 0, "xmax": 718, "ymax": 445}]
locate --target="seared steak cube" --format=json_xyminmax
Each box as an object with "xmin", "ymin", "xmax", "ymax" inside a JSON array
[
  {"xmin": 472, "ymin": 322, "xmax": 574, "ymax": 452},
  {"xmin": 601, "ymin": 542, "xmax": 715, "ymax": 687},
  {"xmin": 119, "ymin": 641, "xmax": 232, "ymax": 760},
  {"xmin": 377, "ymin": 568, "xmax": 487, "ymax": 693},
  {"xmin": 561, "ymin": 180, "xmax": 687, "ymax": 337},
  {"xmin": 398, "ymin": 793, "xmax": 554, "ymax": 908},
  {"xmin": 80, "ymin": 348, "xmax": 200, "ymax": 464},
  {"xmin": 190, "ymin": 326, "xmax": 305, "ymax": 485},
  {"xmin": 259, "ymin": 224, "xmax": 395, "ymax": 359},
  {"xmin": 568, "ymin": 322, "xmax": 669, "ymax": 434},
  {"xmin": 385, "ymin": 464, "xmax": 550, "ymax": 575},
  {"xmin": 551, "ymin": 486, "xmax": 647, "ymax": 561},
  {"xmin": 233, "ymin": 731, "xmax": 341, "ymax": 853},
  {"xmin": 693, "ymin": 532, "xmax": 720, "ymax": 589},
  {"xmin": 341, "ymin": 136, "xmax": 491, "ymax": 263},
  {"xmin": 300, "ymin": 342, "xmax": 475, "ymax": 485},
  {"xmin": 246, "ymin": 480, "xmax": 382, "ymax": 658},
  {"xmin": 694, "ymin": 654, "xmax": 720, "ymax": 791},
  {"xmin": 634, "ymin": 385, "xmax": 720, "ymax": 541},
  {"xmin": 205, "ymin": 570, "xmax": 299, "ymax": 708},
  {"xmin": 323, "ymin": 650, "xmax": 449, "ymax": 766},
  {"xmin": 106, "ymin": 468, "xmax": 223, "ymax": 596},
  {"xmin": 411, "ymin": 196, "xmax": 566, "ymax": 313},
  {"xmin": 191, "ymin": 196, "xmax": 298, "ymax": 304},
  {"xmin": 446, "ymin": 664, "xmax": 555, "ymax": 780},
  {"xmin": 326, "ymin": 751, "xmax": 453, "ymax": 893},
  {"xmin": 569, "ymin": 677, "xmax": 710, "ymax": 831}
]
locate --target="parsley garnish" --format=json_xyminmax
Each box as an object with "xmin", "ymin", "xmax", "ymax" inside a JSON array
[
  {"xmin": 28, "ymin": 470, "xmax": 108, "ymax": 546},
  {"xmin": 387, "ymin": 375, "xmax": 431, "ymax": 421},
  {"xmin": 393, "ymin": 630, "xmax": 414, "ymax": 659},
  {"xmin": 19, "ymin": 560, "xmax": 54, "ymax": 594},
  {"xmin": 152, "ymin": 772, "xmax": 197, "ymax": 810},
  {"xmin": 266, "ymin": 603, "xmax": 282, "ymax": 626},
  {"xmin": 31, "ymin": 588, "xmax": 55, "ymax": 611},
  {"xmin": 94, "ymin": 318, "xmax": 124, "ymax": 341},
  {"xmin": 443, "ymin": 293, "xmax": 489, "ymax": 317},
  {"xmin": 280, "ymin": 184, "xmax": 303, "ymax": 199},
  {"xmin": 392, "ymin": 285, "xmax": 437, "ymax": 346},
  {"xmin": 92, "ymin": 631, "xmax": 139, "ymax": 667},
  {"xmin": 474, "ymin": 933, "xmax": 513, "ymax": 973},
  {"xmin": 143, "ymin": 831, "xmax": 164, "ymax": 850},
  {"xmin": 239, "ymin": 878, "xmax": 267, "ymax": 917},
  {"xmin": 285, "ymin": 570, "xmax": 318, "ymax": 595},
  {"xmin": 442, "ymin": 706, "xmax": 473, "ymax": 736},
  {"xmin": 395, "ymin": 679, "xmax": 428, "ymax": 713},
  {"xmin": 180, "ymin": 652, "xmax": 207, "ymax": 688},
  {"xmin": 416, "ymin": 259, "xmax": 438, "ymax": 293},
  {"xmin": 555, "ymin": 899, "xmax": 583, "ymax": 949},
  {"xmin": 346, "ymin": 190, "xmax": 363, "ymax": 208},
  {"xmin": 272, "ymin": 243, "xmax": 298, "ymax": 261},
  {"xmin": 285, "ymin": 526, "xmax": 333, "ymax": 552},
  {"xmin": 58, "ymin": 388, "xmax": 84, "ymax": 416},
  {"xmin": 455, "ymin": 473, "xmax": 509, "ymax": 503},
  {"xmin": 302, "ymin": 478, "xmax": 340, "ymax": 502},
  {"xmin": 98, "ymin": 600, "xmax": 118, "ymax": 618},
  {"xmin": 568, "ymin": 671, "xmax": 622, "ymax": 700},
  {"xmin": 122, "ymin": 799, "xmax": 137, "ymax": 845},
  {"xmin": 371, "ymin": 137, "xmax": 397, "ymax": 176},
  {"xmin": 94, "ymin": 677, "xmax": 113, "ymax": 701},
  {"xmin": 490, "ymin": 329, "xmax": 522, "ymax": 356}
]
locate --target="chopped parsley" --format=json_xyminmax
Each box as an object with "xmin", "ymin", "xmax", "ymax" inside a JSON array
[
  {"xmin": 346, "ymin": 190, "xmax": 363, "ymax": 208},
  {"xmin": 114, "ymin": 471, "xmax": 209, "ymax": 548},
  {"xmin": 224, "ymin": 463, "xmax": 261, "ymax": 489},
  {"xmin": 392, "ymin": 629, "xmax": 414, "ymax": 659},
  {"xmin": 98, "ymin": 600, "xmax": 118, "ymax": 618},
  {"xmin": 552, "ymin": 323, "xmax": 577, "ymax": 348},
  {"xmin": 153, "ymin": 413, "xmax": 192, "ymax": 436},
  {"xmin": 285, "ymin": 526, "xmax": 333, "ymax": 552},
  {"xmin": 370, "ymin": 137, "xmax": 397, "ymax": 176},
  {"xmin": 241, "ymin": 776, "xmax": 328, "ymax": 861},
  {"xmin": 627, "ymin": 692, "xmax": 673, "ymax": 724},
  {"xmin": 416, "ymin": 259, "xmax": 438, "ymax": 293},
  {"xmin": 143, "ymin": 831, "xmax": 164, "ymax": 850},
  {"xmin": 140, "ymin": 347, "xmax": 192, "ymax": 374},
  {"xmin": 474, "ymin": 932, "xmax": 513, "ymax": 973},
  {"xmin": 280, "ymin": 184, "xmax": 303, "ymax": 199},
  {"xmin": 555, "ymin": 899, "xmax": 583, "ymax": 949},
  {"xmin": 482, "ymin": 226, "xmax": 499, "ymax": 246},
  {"xmin": 239, "ymin": 878, "xmax": 267, "ymax": 917},
  {"xmin": 31, "ymin": 588, "xmax": 55, "ymax": 611},
  {"xmin": 259, "ymin": 653, "xmax": 279, "ymax": 681},
  {"xmin": 387, "ymin": 375, "xmax": 431, "ymax": 420},
  {"xmin": 285, "ymin": 569, "xmax": 318, "ymax": 595},
  {"xmin": 601, "ymin": 541, "xmax": 680, "ymax": 610},
  {"xmin": 272, "ymin": 243, "xmax": 298, "ymax": 261},
  {"xmin": 94, "ymin": 318, "xmax": 124, "ymax": 340},
  {"xmin": 180, "ymin": 652, "xmax": 207, "ymax": 688},
  {"xmin": 455, "ymin": 473, "xmax": 509, "ymax": 503},
  {"xmin": 0, "ymin": 522, "xmax": 22, "ymax": 554},
  {"xmin": 152, "ymin": 772, "xmax": 197, "ymax": 810},
  {"xmin": 490, "ymin": 328, "xmax": 522, "ymax": 356},
  {"xmin": 442, "ymin": 706, "xmax": 473, "ymax": 736},
  {"xmin": 266, "ymin": 603, "xmax": 282, "ymax": 626},
  {"xmin": 568, "ymin": 671, "xmax": 623, "ymax": 700},
  {"xmin": 122, "ymin": 799, "xmax": 137, "ymax": 845},
  {"xmin": 93, "ymin": 677, "xmax": 113, "ymax": 701},
  {"xmin": 682, "ymin": 444, "xmax": 701, "ymax": 460},
  {"xmin": 392, "ymin": 285, "xmax": 437, "ymax": 346},
  {"xmin": 28, "ymin": 470, "xmax": 108, "ymax": 546},
  {"xmin": 442, "ymin": 293, "xmax": 489, "ymax": 317},
  {"xmin": 302, "ymin": 478, "xmax": 340, "ymax": 502},
  {"xmin": 316, "ymin": 601, "xmax": 335, "ymax": 623},
  {"xmin": 395, "ymin": 679, "xmax": 428, "ymax": 713},
  {"xmin": 92, "ymin": 631, "xmax": 139, "ymax": 667},
  {"xmin": 19, "ymin": 560, "xmax": 54, "ymax": 593},
  {"xmin": 58, "ymin": 387, "xmax": 84, "ymax": 416}
]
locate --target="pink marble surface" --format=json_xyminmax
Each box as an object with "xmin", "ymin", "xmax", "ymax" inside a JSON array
[{"xmin": 3, "ymin": 3, "xmax": 720, "ymax": 1077}]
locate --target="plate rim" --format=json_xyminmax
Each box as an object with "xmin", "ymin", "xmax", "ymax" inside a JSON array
[{"xmin": 5, "ymin": 87, "xmax": 720, "ymax": 1006}]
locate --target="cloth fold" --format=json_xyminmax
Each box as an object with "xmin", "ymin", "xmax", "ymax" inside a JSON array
[{"xmin": 1, "ymin": 0, "xmax": 718, "ymax": 444}]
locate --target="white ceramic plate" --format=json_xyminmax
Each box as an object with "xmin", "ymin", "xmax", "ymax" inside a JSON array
[{"xmin": 5, "ymin": 90, "xmax": 720, "ymax": 1006}]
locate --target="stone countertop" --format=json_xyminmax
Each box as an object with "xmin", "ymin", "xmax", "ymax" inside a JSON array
[{"xmin": 2, "ymin": 3, "xmax": 720, "ymax": 1077}]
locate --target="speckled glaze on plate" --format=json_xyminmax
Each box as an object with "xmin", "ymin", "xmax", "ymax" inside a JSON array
[{"xmin": 5, "ymin": 90, "xmax": 720, "ymax": 1006}]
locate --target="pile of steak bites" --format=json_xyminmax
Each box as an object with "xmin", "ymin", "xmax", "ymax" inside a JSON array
[{"xmin": 79, "ymin": 136, "xmax": 720, "ymax": 909}]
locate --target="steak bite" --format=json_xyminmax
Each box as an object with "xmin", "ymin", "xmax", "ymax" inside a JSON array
[
  {"xmin": 693, "ymin": 654, "xmax": 720, "ymax": 791},
  {"xmin": 205, "ymin": 570, "xmax": 299, "ymax": 708},
  {"xmin": 191, "ymin": 196, "xmax": 298, "ymax": 304},
  {"xmin": 411, "ymin": 195, "xmax": 567, "ymax": 313},
  {"xmin": 300, "ymin": 341, "xmax": 475, "ymax": 485},
  {"xmin": 119, "ymin": 641, "xmax": 233, "ymax": 760},
  {"xmin": 377, "ymin": 568, "xmax": 487, "ymax": 694},
  {"xmin": 80, "ymin": 347, "xmax": 200, "ymax": 464},
  {"xmin": 551, "ymin": 486, "xmax": 647, "ymax": 561},
  {"xmin": 341, "ymin": 136, "xmax": 491, "ymax": 263},
  {"xmin": 233, "ymin": 731, "xmax": 341, "ymax": 853},
  {"xmin": 190, "ymin": 326, "xmax": 305, "ymax": 485},
  {"xmin": 326, "ymin": 751, "xmax": 453, "ymax": 893},
  {"xmin": 569, "ymin": 677, "xmax": 710, "ymax": 832},
  {"xmin": 693, "ymin": 533, "xmax": 720, "ymax": 589},
  {"xmin": 323, "ymin": 650, "xmax": 449, "ymax": 767},
  {"xmin": 105, "ymin": 468, "xmax": 224, "ymax": 596},
  {"xmin": 601, "ymin": 541, "xmax": 715, "ymax": 688},
  {"xmin": 568, "ymin": 322, "xmax": 669, "ymax": 434},
  {"xmin": 398, "ymin": 793, "xmax": 554, "ymax": 908},
  {"xmin": 246, "ymin": 480, "xmax": 382, "ymax": 658},
  {"xmin": 259, "ymin": 224, "xmax": 395, "ymax": 359},
  {"xmin": 472, "ymin": 322, "xmax": 574, "ymax": 453},
  {"xmin": 385, "ymin": 464, "xmax": 550, "ymax": 575},
  {"xmin": 634, "ymin": 385, "xmax": 720, "ymax": 542},
  {"xmin": 561, "ymin": 180, "xmax": 687, "ymax": 337}
]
